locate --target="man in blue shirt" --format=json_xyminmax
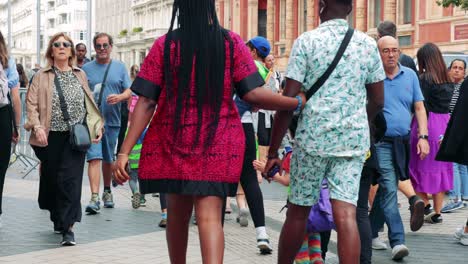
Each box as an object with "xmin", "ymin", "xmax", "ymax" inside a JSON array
[
  {"xmin": 369, "ymin": 36, "xmax": 429, "ymax": 261},
  {"xmin": 82, "ymin": 33, "xmax": 131, "ymax": 214}
]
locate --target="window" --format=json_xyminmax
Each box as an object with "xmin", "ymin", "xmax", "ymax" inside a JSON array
[
  {"xmin": 347, "ymin": 10, "xmax": 354, "ymax": 27},
  {"xmin": 57, "ymin": 0, "xmax": 68, "ymax": 6},
  {"xmin": 374, "ymin": 0, "xmax": 381, "ymax": 28},
  {"xmin": 398, "ymin": 35, "xmax": 411, "ymax": 47},
  {"xmin": 59, "ymin": 13, "xmax": 69, "ymax": 24},
  {"xmin": 48, "ymin": 1, "xmax": 55, "ymax": 10},
  {"xmin": 48, "ymin": 18, "xmax": 55, "ymax": 28},
  {"xmin": 369, "ymin": 0, "xmax": 381, "ymax": 28},
  {"xmin": 398, "ymin": 0, "xmax": 412, "ymax": 24},
  {"xmin": 298, "ymin": 0, "xmax": 308, "ymax": 33},
  {"xmin": 79, "ymin": 30, "xmax": 86, "ymax": 41},
  {"xmin": 74, "ymin": 10, "xmax": 87, "ymax": 21},
  {"xmin": 280, "ymin": 0, "xmax": 286, "ymax": 39}
]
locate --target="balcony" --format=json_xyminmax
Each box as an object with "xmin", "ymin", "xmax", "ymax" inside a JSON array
[{"xmin": 115, "ymin": 28, "xmax": 168, "ymax": 46}]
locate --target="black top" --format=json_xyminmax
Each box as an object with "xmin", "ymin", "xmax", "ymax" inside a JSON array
[
  {"xmin": 436, "ymin": 79, "xmax": 468, "ymax": 165},
  {"xmin": 399, "ymin": 53, "xmax": 417, "ymax": 74},
  {"xmin": 419, "ymin": 79, "xmax": 454, "ymax": 114}
]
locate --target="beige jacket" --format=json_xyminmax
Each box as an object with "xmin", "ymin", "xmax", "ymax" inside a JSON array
[{"xmin": 24, "ymin": 65, "xmax": 104, "ymax": 147}]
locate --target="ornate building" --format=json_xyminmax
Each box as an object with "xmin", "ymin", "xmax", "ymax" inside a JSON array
[
  {"xmin": 95, "ymin": 0, "xmax": 172, "ymax": 69},
  {"xmin": 216, "ymin": 0, "xmax": 468, "ymax": 70},
  {"xmin": 0, "ymin": 0, "xmax": 91, "ymax": 69}
]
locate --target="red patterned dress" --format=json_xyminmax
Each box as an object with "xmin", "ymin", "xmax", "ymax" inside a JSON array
[{"xmin": 131, "ymin": 31, "xmax": 264, "ymax": 197}]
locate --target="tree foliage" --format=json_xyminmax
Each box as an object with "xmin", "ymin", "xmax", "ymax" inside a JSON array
[{"xmin": 437, "ymin": 0, "xmax": 468, "ymax": 10}]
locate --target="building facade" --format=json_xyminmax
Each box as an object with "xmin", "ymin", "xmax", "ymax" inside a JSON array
[
  {"xmin": 0, "ymin": 0, "xmax": 92, "ymax": 69},
  {"xmin": 216, "ymin": 0, "xmax": 468, "ymax": 70},
  {"xmin": 95, "ymin": 0, "xmax": 172, "ymax": 69}
]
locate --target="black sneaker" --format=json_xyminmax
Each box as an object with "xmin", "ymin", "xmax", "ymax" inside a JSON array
[
  {"xmin": 53, "ymin": 222, "xmax": 64, "ymax": 234},
  {"xmin": 424, "ymin": 204, "xmax": 436, "ymax": 222},
  {"xmin": 426, "ymin": 213, "xmax": 443, "ymax": 224},
  {"xmin": 61, "ymin": 231, "xmax": 76, "ymax": 246}
]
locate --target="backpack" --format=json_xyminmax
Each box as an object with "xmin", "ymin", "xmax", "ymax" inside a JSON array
[{"xmin": 0, "ymin": 62, "xmax": 9, "ymax": 107}]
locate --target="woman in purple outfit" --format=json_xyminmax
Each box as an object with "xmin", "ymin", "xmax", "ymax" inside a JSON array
[{"xmin": 409, "ymin": 43, "xmax": 454, "ymax": 224}]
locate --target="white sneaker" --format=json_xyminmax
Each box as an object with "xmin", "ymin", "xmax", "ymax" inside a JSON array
[
  {"xmin": 372, "ymin": 238, "xmax": 388, "ymax": 250},
  {"xmin": 237, "ymin": 208, "xmax": 249, "ymax": 227},
  {"xmin": 256, "ymin": 234, "xmax": 273, "ymax": 255},
  {"xmin": 392, "ymin": 244, "xmax": 409, "ymax": 260},
  {"xmin": 455, "ymin": 227, "xmax": 464, "ymax": 240},
  {"xmin": 455, "ymin": 227, "xmax": 468, "ymax": 246}
]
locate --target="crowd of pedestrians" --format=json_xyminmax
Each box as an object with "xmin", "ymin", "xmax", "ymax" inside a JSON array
[{"xmin": 0, "ymin": 0, "xmax": 468, "ymax": 263}]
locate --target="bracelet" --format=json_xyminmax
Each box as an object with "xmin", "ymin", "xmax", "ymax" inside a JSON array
[
  {"xmin": 267, "ymin": 153, "xmax": 279, "ymax": 159},
  {"xmin": 418, "ymin": 135, "xmax": 429, "ymax": 140},
  {"xmin": 293, "ymin": 95, "xmax": 302, "ymax": 115},
  {"xmin": 117, "ymin": 153, "xmax": 129, "ymax": 157}
]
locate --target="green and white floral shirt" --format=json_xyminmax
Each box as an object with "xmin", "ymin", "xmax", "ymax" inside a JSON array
[{"xmin": 286, "ymin": 19, "xmax": 385, "ymax": 157}]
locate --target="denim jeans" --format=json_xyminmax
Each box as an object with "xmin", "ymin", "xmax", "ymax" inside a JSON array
[
  {"xmin": 369, "ymin": 142, "xmax": 405, "ymax": 248},
  {"xmin": 448, "ymin": 163, "xmax": 468, "ymax": 200}
]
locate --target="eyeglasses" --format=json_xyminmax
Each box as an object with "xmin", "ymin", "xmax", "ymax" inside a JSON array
[
  {"xmin": 381, "ymin": 48, "xmax": 400, "ymax": 56},
  {"xmin": 95, "ymin": 43, "xmax": 110, "ymax": 50},
  {"xmin": 53, "ymin": 41, "xmax": 72, "ymax": 48}
]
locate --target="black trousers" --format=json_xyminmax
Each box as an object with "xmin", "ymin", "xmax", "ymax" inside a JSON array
[
  {"xmin": 357, "ymin": 166, "xmax": 374, "ymax": 264},
  {"xmin": 320, "ymin": 166, "xmax": 374, "ymax": 263},
  {"xmin": 0, "ymin": 106, "xmax": 12, "ymax": 216},
  {"xmin": 116, "ymin": 103, "xmax": 129, "ymax": 155},
  {"xmin": 239, "ymin": 123, "xmax": 265, "ymax": 228},
  {"xmin": 33, "ymin": 131, "xmax": 86, "ymax": 229}
]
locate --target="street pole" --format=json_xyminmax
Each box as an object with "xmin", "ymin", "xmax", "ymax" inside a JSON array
[
  {"xmin": 87, "ymin": 0, "xmax": 92, "ymax": 59},
  {"xmin": 7, "ymin": 0, "xmax": 11, "ymax": 50},
  {"xmin": 36, "ymin": 0, "xmax": 41, "ymax": 66}
]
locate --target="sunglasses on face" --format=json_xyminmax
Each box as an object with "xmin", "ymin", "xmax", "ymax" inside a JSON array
[
  {"xmin": 95, "ymin": 43, "xmax": 110, "ymax": 50},
  {"xmin": 53, "ymin": 41, "xmax": 72, "ymax": 48}
]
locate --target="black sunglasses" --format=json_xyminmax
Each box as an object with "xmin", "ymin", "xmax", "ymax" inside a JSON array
[
  {"xmin": 95, "ymin": 43, "xmax": 110, "ymax": 50},
  {"xmin": 53, "ymin": 41, "xmax": 72, "ymax": 48}
]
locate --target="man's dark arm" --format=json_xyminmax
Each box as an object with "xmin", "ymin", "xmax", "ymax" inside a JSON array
[{"xmin": 365, "ymin": 81, "xmax": 384, "ymax": 123}]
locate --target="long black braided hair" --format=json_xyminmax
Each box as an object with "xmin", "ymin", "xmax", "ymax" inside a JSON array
[{"xmin": 164, "ymin": 0, "xmax": 234, "ymax": 147}]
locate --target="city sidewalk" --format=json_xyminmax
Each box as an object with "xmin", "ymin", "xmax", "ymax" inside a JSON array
[{"xmin": 0, "ymin": 164, "xmax": 466, "ymax": 264}]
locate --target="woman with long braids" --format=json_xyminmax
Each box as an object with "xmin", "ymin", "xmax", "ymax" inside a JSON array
[{"xmin": 113, "ymin": 0, "xmax": 305, "ymax": 263}]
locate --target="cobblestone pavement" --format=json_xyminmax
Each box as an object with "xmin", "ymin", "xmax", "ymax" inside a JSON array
[{"xmin": 0, "ymin": 164, "xmax": 466, "ymax": 263}]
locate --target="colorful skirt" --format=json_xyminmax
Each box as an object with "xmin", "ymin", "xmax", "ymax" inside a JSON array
[{"xmin": 409, "ymin": 112, "xmax": 453, "ymax": 194}]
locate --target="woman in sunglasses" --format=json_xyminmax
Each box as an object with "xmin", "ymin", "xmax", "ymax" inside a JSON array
[{"xmin": 25, "ymin": 32, "xmax": 103, "ymax": 246}]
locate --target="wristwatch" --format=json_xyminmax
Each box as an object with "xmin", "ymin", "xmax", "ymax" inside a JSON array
[{"xmin": 418, "ymin": 135, "xmax": 429, "ymax": 140}]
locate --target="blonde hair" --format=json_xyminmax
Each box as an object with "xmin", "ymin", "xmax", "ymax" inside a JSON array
[{"xmin": 45, "ymin": 32, "xmax": 76, "ymax": 67}]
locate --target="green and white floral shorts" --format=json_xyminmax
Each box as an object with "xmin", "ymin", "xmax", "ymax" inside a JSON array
[{"xmin": 289, "ymin": 150, "xmax": 366, "ymax": 206}]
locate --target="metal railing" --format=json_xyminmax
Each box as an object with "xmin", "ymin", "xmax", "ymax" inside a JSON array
[{"xmin": 9, "ymin": 87, "xmax": 40, "ymax": 178}]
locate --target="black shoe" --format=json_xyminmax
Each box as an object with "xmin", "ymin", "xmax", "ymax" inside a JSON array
[
  {"xmin": 426, "ymin": 213, "xmax": 443, "ymax": 224},
  {"xmin": 424, "ymin": 204, "xmax": 436, "ymax": 222},
  {"xmin": 409, "ymin": 196, "xmax": 425, "ymax": 232},
  {"xmin": 53, "ymin": 222, "xmax": 64, "ymax": 234},
  {"xmin": 61, "ymin": 231, "xmax": 76, "ymax": 246}
]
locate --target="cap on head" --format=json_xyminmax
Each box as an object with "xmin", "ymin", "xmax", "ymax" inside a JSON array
[{"xmin": 248, "ymin": 36, "xmax": 271, "ymax": 58}]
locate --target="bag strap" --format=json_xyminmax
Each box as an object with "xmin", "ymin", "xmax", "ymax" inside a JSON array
[
  {"xmin": 305, "ymin": 27, "xmax": 354, "ymax": 100},
  {"xmin": 97, "ymin": 60, "xmax": 112, "ymax": 107},
  {"xmin": 53, "ymin": 69, "xmax": 71, "ymax": 126}
]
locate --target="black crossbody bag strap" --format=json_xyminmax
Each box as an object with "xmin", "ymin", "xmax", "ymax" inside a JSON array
[
  {"xmin": 53, "ymin": 70, "xmax": 71, "ymax": 127},
  {"xmin": 305, "ymin": 27, "xmax": 354, "ymax": 100},
  {"xmin": 97, "ymin": 60, "xmax": 112, "ymax": 107}
]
